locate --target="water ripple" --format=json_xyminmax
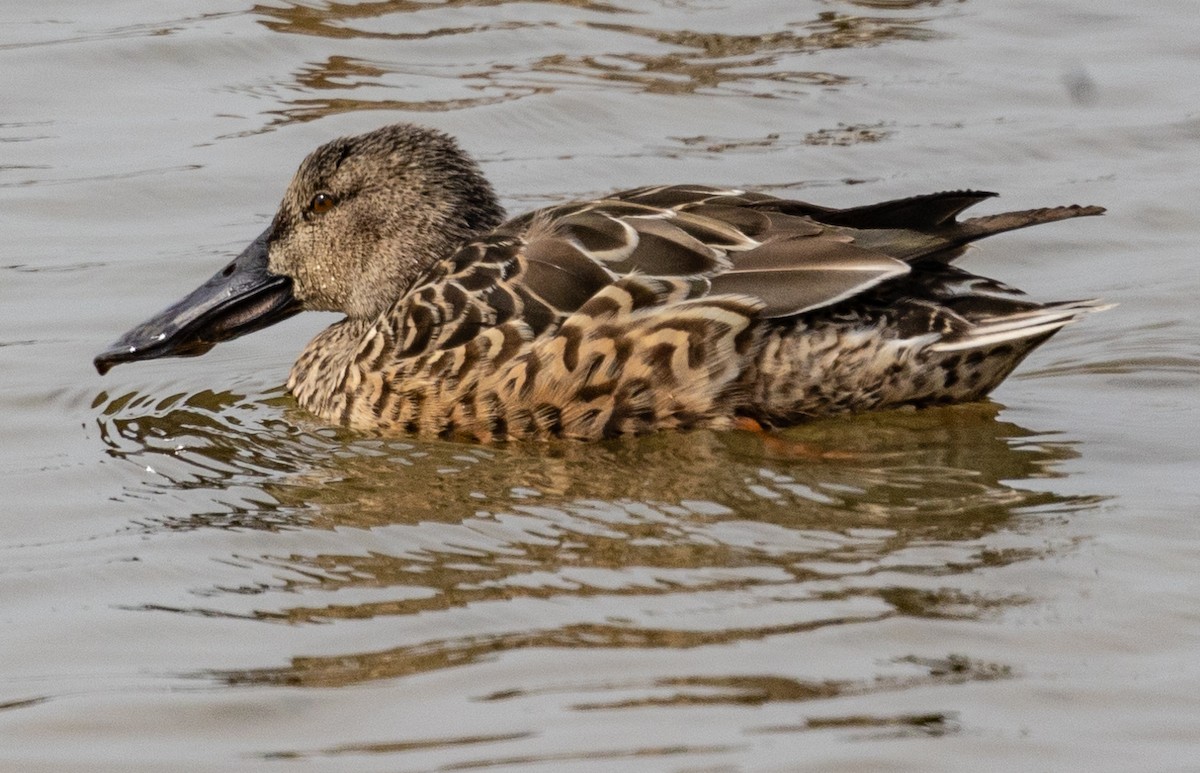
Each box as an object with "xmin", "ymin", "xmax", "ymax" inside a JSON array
[
  {"xmin": 230, "ymin": 2, "xmax": 953, "ymax": 130},
  {"xmin": 94, "ymin": 384, "xmax": 1102, "ymax": 697}
]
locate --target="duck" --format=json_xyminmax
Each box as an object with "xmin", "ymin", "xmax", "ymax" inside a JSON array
[{"xmin": 95, "ymin": 123, "xmax": 1106, "ymax": 442}]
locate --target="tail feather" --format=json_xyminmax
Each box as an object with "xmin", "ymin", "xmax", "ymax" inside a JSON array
[
  {"xmin": 930, "ymin": 299, "xmax": 1111, "ymax": 353},
  {"xmin": 761, "ymin": 189, "xmax": 1000, "ymax": 230},
  {"xmin": 954, "ymin": 205, "xmax": 1106, "ymax": 244},
  {"xmin": 818, "ymin": 198, "xmax": 1107, "ymax": 265}
]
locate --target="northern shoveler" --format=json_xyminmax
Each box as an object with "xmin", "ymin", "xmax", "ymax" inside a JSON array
[{"xmin": 95, "ymin": 123, "xmax": 1106, "ymax": 441}]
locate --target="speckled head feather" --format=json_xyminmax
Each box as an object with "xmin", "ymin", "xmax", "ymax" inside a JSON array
[
  {"xmin": 95, "ymin": 122, "xmax": 1107, "ymax": 441},
  {"xmin": 269, "ymin": 124, "xmax": 505, "ymax": 320}
]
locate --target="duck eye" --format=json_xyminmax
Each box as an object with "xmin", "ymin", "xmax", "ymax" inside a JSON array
[{"xmin": 308, "ymin": 192, "xmax": 336, "ymax": 215}]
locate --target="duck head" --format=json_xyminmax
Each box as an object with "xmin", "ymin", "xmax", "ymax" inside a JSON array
[{"xmin": 94, "ymin": 123, "xmax": 505, "ymax": 375}]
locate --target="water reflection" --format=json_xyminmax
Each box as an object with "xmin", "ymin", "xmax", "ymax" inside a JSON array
[
  {"xmin": 97, "ymin": 386, "xmax": 1101, "ymax": 701},
  {"xmin": 251, "ymin": 0, "xmax": 629, "ymax": 40},
  {"xmin": 242, "ymin": 1, "xmax": 951, "ymax": 128},
  {"xmin": 564, "ymin": 653, "xmax": 1008, "ymax": 714},
  {"xmin": 95, "ymin": 386, "xmax": 330, "ymax": 529}
]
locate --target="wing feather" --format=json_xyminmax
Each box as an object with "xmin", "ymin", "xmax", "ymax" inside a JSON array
[
  {"xmin": 710, "ymin": 238, "xmax": 909, "ymax": 318},
  {"xmin": 419, "ymin": 185, "xmax": 1102, "ymax": 351}
]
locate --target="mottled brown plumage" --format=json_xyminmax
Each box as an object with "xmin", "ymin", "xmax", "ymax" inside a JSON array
[{"xmin": 96, "ymin": 123, "xmax": 1107, "ymax": 441}]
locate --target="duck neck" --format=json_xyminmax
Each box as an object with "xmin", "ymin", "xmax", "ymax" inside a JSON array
[{"xmin": 286, "ymin": 316, "xmax": 373, "ymax": 422}]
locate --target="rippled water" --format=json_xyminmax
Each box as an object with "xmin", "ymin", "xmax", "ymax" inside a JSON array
[{"xmin": 3, "ymin": 2, "xmax": 1200, "ymax": 770}]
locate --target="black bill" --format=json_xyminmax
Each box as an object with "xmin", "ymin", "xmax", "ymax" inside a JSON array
[{"xmin": 94, "ymin": 228, "xmax": 300, "ymax": 375}]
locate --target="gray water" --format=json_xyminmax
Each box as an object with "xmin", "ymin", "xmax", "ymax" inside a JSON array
[{"xmin": 2, "ymin": 2, "xmax": 1199, "ymax": 771}]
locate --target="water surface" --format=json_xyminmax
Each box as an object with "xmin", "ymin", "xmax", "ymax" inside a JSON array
[{"xmin": 3, "ymin": 1, "xmax": 1199, "ymax": 770}]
